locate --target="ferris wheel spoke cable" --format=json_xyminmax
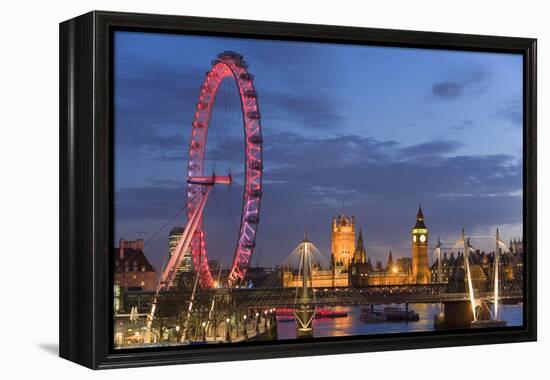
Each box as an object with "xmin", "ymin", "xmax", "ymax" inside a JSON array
[
  {"xmin": 142, "ymin": 189, "xmax": 204, "ymax": 249},
  {"xmin": 221, "ymin": 190, "xmax": 239, "ymax": 245},
  {"xmin": 135, "ymin": 182, "xmax": 187, "ymax": 240},
  {"xmin": 207, "ymin": 80, "xmax": 246, "ymax": 270},
  {"xmin": 205, "ymin": 187, "xmax": 233, "ymax": 266}
]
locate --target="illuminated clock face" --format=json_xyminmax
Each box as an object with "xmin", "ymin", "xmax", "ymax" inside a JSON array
[
  {"xmin": 419, "ymin": 234, "xmax": 426, "ymax": 243},
  {"xmin": 413, "ymin": 235, "xmax": 417, "ymax": 243}
]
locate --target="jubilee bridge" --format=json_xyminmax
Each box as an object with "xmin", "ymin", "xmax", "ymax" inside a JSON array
[
  {"xmin": 231, "ymin": 284, "xmax": 523, "ymax": 308},
  {"xmin": 134, "ymin": 284, "xmax": 522, "ymax": 310}
]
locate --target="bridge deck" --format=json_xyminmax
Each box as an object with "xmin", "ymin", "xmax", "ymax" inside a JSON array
[
  {"xmin": 231, "ymin": 285, "xmax": 523, "ymax": 308},
  {"xmin": 142, "ymin": 285, "xmax": 522, "ymax": 309}
]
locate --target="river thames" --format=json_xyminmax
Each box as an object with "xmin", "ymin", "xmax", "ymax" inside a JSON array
[{"xmin": 276, "ymin": 303, "xmax": 523, "ymax": 339}]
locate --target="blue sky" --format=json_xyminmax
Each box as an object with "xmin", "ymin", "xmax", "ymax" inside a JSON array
[{"xmin": 114, "ymin": 31, "xmax": 523, "ymax": 270}]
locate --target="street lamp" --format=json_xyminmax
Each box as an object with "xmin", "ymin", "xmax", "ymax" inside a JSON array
[
  {"xmin": 175, "ymin": 325, "xmax": 180, "ymax": 341},
  {"xmin": 242, "ymin": 315, "xmax": 248, "ymax": 339},
  {"xmin": 201, "ymin": 321, "xmax": 207, "ymax": 341},
  {"xmin": 225, "ymin": 318, "xmax": 232, "ymax": 342}
]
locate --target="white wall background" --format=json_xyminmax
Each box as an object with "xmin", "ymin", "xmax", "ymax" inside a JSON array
[{"xmin": 0, "ymin": 0, "xmax": 547, "ymax": 377}]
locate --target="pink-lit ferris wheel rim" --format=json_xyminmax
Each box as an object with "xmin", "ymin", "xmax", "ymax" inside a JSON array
[{"xmin": 187, "ymin": 51, "xmax": 263, "ymax": 288}]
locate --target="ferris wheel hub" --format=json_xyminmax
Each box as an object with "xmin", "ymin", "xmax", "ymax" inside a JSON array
[{"xmin": 187, "ymin": 174, "xmax": 232, "ymax": 186}]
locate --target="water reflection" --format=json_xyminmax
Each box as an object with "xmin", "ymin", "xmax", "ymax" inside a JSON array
[{"xmin": 276, "ymin": 303, "xmax": 523, "ymax": 340}]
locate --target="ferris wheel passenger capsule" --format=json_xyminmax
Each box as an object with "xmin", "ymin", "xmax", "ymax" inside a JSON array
[
  {"xmin": 240, "ymin": 73, "xmax": 255, "ymax": 81},
  {"xmin": 248, "ymin": 135, "xmax": 263, "ymax": 144},
  {"xmin": 247, "ymin": 111, "xmax": 261, "ymax": 119}
]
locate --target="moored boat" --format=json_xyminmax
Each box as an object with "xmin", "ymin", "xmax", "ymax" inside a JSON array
[
  {"xmin": 360, "ymin": 306, "xmax": 419, "ymax": 322},
  {"xmin": 360, "ymin": 308, "xmax": 385, "ymax": 322},
  {"xmin": 383, "ymin": 307, "xmax": 420, "ymax": 321},
  {"xmin": 276, "ymin": 307, "xmax": 348, "ymax": 322}
]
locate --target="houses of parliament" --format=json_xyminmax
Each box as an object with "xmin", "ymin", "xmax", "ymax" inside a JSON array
[
  {"xmin": 346, "ymin": 206, "xmax": 431, "ymax": 286},
  {"xmin": 282, "ymin": 206, "xmax": 432, "ymax": 287}
]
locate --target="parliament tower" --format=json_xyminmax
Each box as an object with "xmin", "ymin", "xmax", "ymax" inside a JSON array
[
  {"xmin": 331, "ymin": 214, "xmax": 356, "ymax": 270},
  {"xmin": 353, "ymin": 228, "xmax": 367, "ymax": 264},
  {"xmin": 411, "ymin": 205, "xmax": 431, "ymax": 284}
]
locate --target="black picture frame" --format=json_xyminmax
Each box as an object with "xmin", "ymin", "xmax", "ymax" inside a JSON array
[{"xmin": 59, "ymin": 10, "xmax": 537, "ymax": 369}]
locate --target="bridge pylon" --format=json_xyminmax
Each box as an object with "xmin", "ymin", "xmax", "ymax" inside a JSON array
[{"xmin": 292, "ymin": 232, "xmax": 318, "ymax": 338}]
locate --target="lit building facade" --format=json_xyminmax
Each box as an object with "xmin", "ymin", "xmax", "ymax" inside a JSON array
[
  {"xmin": 282, "ymin": 214, "xmax": 358, "ymax": 288},
  {"xmin": 349, "ymin": 249, "xmax": 413, "ymax": 286},
  {"xmin": 349, "ymin": 206, "xmax": 431, "ymax": 286},
  {"xmin": 282, "ymin": 268, "xmax": 349, "ymax": 288},
  {"xmin": 509, "ymin": 237, "xmax": 523, "ymax": 255},
  {"xmin": 114, "ymin": 239, "xmax": 157, "ymax": 291},
  {"xmin": 430, "ymin": 247, "xmax": 523, "ymax": 292},
  {"xmin": 331, "ymin": 214, "xmax": 356, "ymax": 271},
  {"xmin": 169, "ymin": 226, "xmax": 193, "ymax": 273}
]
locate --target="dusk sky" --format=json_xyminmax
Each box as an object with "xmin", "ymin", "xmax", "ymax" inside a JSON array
[{"xmin": 114, "ymin": 31, "xmax": 523, "ymax": 271}]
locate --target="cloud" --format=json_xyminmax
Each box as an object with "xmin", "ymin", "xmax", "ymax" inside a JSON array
[
  {"xmin": 398, "ymin": 140, "xmax": 463, "ymax": 159},
  {"xmin": 116, "ymin": 132, "xmax": 522, "ymax": 267},
  {"xmin": 452, "ymin": 119, "xmax": 474, "ymax": 131},
  {"xmin": 114, "ymin": 58, "xmax": 203, "ymax": 158},
  {"xmin": 113, "ymin": 35, "xmax": 522, "ymax": 267},
  {"xmin": 232, "ymin": 41, "xmax": 345, "ymax": 130},
  {"xmin": 263, "ymin": 91, "xmax": 343, "ymax": 130},
  {"xmin": 148, "ymin": 179, "xmax": 183, "ymax": 187},
  {"xmin": 241, "ymin": 40, "xmax": 337, "ymax": 87},
  {"xmin": 495, "ymin": 96, "xmax": 522, "ymax": 126},
  {"xmin": 262, "ymin": 132, "xmax": 398, "ymax": 173},
  {"xmin": 114, "ymin": 49, "xmax": 522, "ymax": 265},
  {"xmin": 259, "ymin": 132, "xmax": 521, "ymax": 207},
  {"xmin": 115, "ymin": 186, "xmax": 184, "ymax": 221},
  {"xmin": 431, "ymin": 66, "xmax": 491, "ymax": 101},
  {"xmin": 255, "ymin": 150, "xmax": 521, "ymax": 264},
  {"xmin": 432, "ymin": 82, "xmax": 462, "ymax": 99}
]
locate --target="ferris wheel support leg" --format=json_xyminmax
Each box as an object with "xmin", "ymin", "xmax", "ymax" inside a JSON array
[
  {"xmin": 144, "ymin": 187, "xmax": 212, "ymax": 344},
  {"xmin": 160, "ymin": 187, "xmax": 212, "ymax": 288}
]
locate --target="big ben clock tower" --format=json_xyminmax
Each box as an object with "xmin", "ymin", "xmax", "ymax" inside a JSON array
[{"xmin": 411, "ymin": 205, "xmax": 431, "ymax": 284}]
